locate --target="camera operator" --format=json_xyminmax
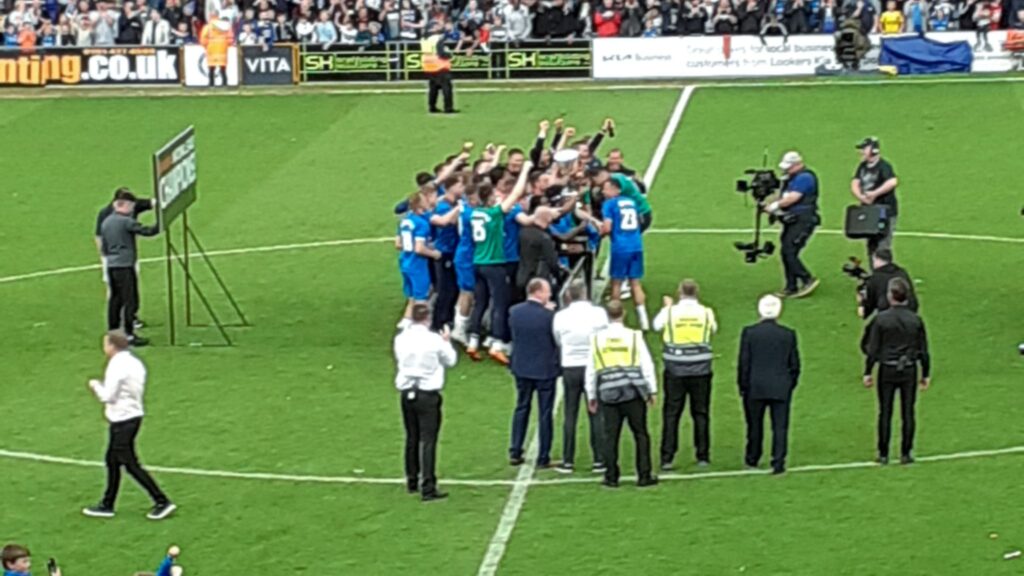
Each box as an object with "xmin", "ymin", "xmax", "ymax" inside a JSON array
[
  {"xmin": 766, "ymin": 151, "xmax": 821, "ymax": 299},
  {"xmin": 858, "ymin": 248, "xmax": 918, "ymax": 319},
  {"xmin": 850, "ymin": 137, "xmax": 899, "ymax": 260}
]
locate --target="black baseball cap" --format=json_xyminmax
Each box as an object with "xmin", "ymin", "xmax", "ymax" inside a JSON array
[
  {"xmin": 113, "ymin": 187, "xmax": 137, "ymax": 202},
  {"xmin": 856, "ymin": 137, "xmax": 881, "ymax": 151}
]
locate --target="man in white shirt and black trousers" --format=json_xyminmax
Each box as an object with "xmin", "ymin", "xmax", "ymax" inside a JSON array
[
  {"xmin": 552, "ymin": 280, "xmax": 609, "ymax": 474},
  {"xmin": 83, "ymin": 330, "xmax": 176, "ymax": 520},
  {"xmin": 394, "ymin": 303, "xmax": 457, "ymax": 501}
]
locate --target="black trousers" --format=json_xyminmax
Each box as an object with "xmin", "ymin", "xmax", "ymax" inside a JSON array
[
  {"xmin": 601, "ymin": 397, "xmax": 653, "ymax": 483},
  {"xmin": 561, "ymin": 367, "xmax": 603, "ymax": 467},
  {"xmin": 401, "ymin": 390, "xmax": 443, "ymax": 495},
  {"xmin": 660, "ymin": 372, "xmax": 712, "ymax": 464},
  {"xmin": 470, "ymin": 264, "xmax": 510, "ymax": 342},
  {"xmin": 208, "ymin": 64, "xmax": 226, "ymax": 87},
  {"xmin": 427, "ymin": 71, "xmax": 454, "ymax": 112},
  {"xmin": 744, "ymin": 396, "xmax": 791, "ymax": 471},
  {"xmin": 877, "ymin": 367, "xmax": 917, "ymax": 458},
  {"xmin": 780, "ymin": 213, "xmax": 817, "ymax": 292},
  {"xmin": 102, "ymin": 417, "xmax": 168, "ymax": 509},
  {"xmin": 505, "ymin": 261, "xmax": 524, "ymax": 306},
  {"xmin": 431, "ymin": 253, "xmax": 458, "ymax": 332},
  {"xmin": 107, "ymin": 266, "xmax": 139, "ymax": 337}
]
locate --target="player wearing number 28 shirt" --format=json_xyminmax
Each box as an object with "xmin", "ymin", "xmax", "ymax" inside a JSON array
[{"xmin": 601, "ymin": 176, "xmax": 650, "ymax": 331}]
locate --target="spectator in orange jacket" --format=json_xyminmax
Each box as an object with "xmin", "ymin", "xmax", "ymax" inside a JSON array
[
  {"xmin": 200, "ymin": 18, "xmax": 234, "ymax": 87},
  {"xmin": 594, "ymin": 0, "xmax": 622, "ymax": 36},
  {"xmin": 18, "ymin": 22, "xmax": 37, "ymax": 51}
]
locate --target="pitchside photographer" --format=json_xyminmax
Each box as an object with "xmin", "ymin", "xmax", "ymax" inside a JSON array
[
  {"xmin": 850, "ymin": 137, "xmax": 899, "ymax": 261},
  {"xmin": 765, "ymin": 151, "xmax": 821, "ymax": 299},
  {"xmin": 853, "ymin": 248, "xmax": 918, "ymax": 319}
]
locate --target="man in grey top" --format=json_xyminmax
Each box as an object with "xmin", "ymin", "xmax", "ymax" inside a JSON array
[{"xmin": 100, "ymin": 189, "xmax": 159, "ymax": 346}]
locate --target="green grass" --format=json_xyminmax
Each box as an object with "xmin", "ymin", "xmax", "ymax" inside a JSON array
[{"xmin": 1, "ymin": 82, "xmax": 1022, "ymax": 575}]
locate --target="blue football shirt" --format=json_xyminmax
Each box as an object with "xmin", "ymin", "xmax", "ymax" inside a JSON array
[
  {"xmin": 398, "ymin": 213, "xmax": 431, "ymax": 273},
  {"xmin": 433, "ymin": 199, "xmax": 459, "ymax": 255},
  {"xmin": 602, "ymin": 197, "xmax": 643, "ymax": 254}
]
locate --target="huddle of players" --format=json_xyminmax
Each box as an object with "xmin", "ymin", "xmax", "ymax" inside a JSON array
[{"xmin": 394, "ymin": 118, "xmax": 655, "ymax": 363}]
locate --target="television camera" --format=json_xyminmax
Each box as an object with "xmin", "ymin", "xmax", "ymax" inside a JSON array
[{"xmin": 734, "ymin": 152, "xmax": 783, "ymax": 264}]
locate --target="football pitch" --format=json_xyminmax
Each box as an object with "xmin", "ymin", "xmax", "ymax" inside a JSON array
[{"xmin": 1, "ymin": 79, "xmax": 1023, "ymax": 575}]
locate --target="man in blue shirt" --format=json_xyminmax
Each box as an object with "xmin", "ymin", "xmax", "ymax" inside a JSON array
[
  {"xmin": 428, "ymin": 174, "xmax": 466, "ymax": 332},
  {"xmin": 766, "ymin": 151, "xmax": 821, "ymax": 299},
  {"xmin": 601, "ymin": 177, "xmax": 650, "ymax": 330},
  {"xmin": 397, "ymin": 194, "xmax": 441, "ymax": 329},
  {"xmin": 451, "ymin": 187, "xmax": 479, "ymax": 344},
  {"xmin": 500, "ymin": 178, "xmax": 541, "ymax": 305}
]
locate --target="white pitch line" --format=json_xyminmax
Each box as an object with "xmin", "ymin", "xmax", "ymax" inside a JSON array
[
  {"xmin": 475, "ymin": 383, "xmax": 565, "ymax": 576},
  {"xmin": 2, "ymin": 444, "xmax": 1023, "ymax": 488},
  {"xmin": 647, "ymin": 227, "xmax": 1024, "ymax": 245},
  {"xmin": 2, "ymin": 72, "xmax": 1023, "ymax": 101},
  {"xmin": 0, "ymin": 448, "xmax": 516, "ymax": 487},
  {"xmin": 644, "ymin": 85, "xmax": 696, "ymax": 192},
  {"xmin": 0, "ymin": 237, "xmax": 393, "ymax": 285},
  {"xmin": 475, "ymin": 85, "xmax": 697, "ymax": 576},
  {"xmin": 2, "ymin": 227, "xmax": 1021, "ymax": 287}
]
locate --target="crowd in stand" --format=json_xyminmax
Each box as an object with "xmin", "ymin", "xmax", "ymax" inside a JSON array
[{"xmin": 1, "ymin": 0, "xmax": 1021, "ymax": 49}]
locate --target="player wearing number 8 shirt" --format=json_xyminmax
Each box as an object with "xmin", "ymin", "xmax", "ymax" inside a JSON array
[
  {"xmin": 397, "ymin": 194, "xmax": 442, "ymax": 330},
  {"xmin": 467, "ymin": 164, "xmax": 531, "ymax": 364},
  {"xmin": 601, "ymin": 177, "xmax": 650, "ymax": 330}
]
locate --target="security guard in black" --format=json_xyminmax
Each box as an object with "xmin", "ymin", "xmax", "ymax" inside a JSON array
[{"xmin": 862, "ymin": 277, "xmax": 930, "ymax": 464}]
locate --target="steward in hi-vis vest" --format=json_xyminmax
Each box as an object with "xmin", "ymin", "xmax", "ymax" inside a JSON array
[
  {"xmin": 651, "ymin": 279, "xmax": 718, "ymax": 470},
  {"xmin": 421, "ymin": 24, "xmax": 455, "ymax": 114},
  {"xmin": 584, "ymin": 301, "xmax": 658, "ymax": 489}
]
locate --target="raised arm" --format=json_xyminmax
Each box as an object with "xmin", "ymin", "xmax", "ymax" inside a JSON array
[
  {"xmin": 530, "ymin": 119, "xmax": 550, "ymax": 165},
  {"xmin": 434, "ymin": 144, "xmax": 473, "ymax": 184},
  {"xmin": 500, "ymin": 160, "xmax": 532, "ymax": 213}
]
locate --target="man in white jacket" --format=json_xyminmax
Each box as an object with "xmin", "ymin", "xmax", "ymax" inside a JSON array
[
  {"xmin": 141, "ymin": 9, "xmax": 171, "ymax": 44},
  {"xmin": 502, "ymin": 0, "xmax": 532, "ymax": 40}
]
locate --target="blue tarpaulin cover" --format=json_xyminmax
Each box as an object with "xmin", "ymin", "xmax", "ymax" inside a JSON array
[{"xmin": 879, "ymin": 36, "xmax": 973, "ymax": 75}]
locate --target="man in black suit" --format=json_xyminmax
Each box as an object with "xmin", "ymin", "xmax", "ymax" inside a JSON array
[
  {"xmin": 738, "ymin": 294, "xmax": 801, "ymax": 475},
  {"xmin": 508, "ymin": 278, "xmax": 561, "ymax": 467}
]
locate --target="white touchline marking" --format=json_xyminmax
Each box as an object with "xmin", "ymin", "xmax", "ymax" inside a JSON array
[
  {"xmin": 1, "ymin": 445, "xmax": 1022, "ymax": 488},
  {"xmin": 475, "ymin": 382, "xmax": 565, "ymax": 576},
  {"xmin": 475, "ymin": 85, "xmax": 697, "ymax": 576},
  {"xmin": 0, "ymin": 237, "xmax": 394, "ymax": 285},
  {"xmin": 1, "ymin": 227, "xmax": 1020, "ymax": 287},
  {"xmin": 1, "ymin": 73, "xmax": 1021, "ymax": 101}
]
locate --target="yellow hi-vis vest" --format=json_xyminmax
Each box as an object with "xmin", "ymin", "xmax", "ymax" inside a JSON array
[
  {"xmin": 592, "ymin": 330, "xmax": 647, "ymax": 404},
  {"xmin": 421, "ymin": 35, "xmax": 451, "ymax": 73},
  {"xmin": 661, "ymin": 304, "xmax": 714, "ymax": 377}
]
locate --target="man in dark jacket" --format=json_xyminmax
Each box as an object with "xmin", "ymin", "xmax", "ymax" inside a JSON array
[
  {"xmin": 738, "ymin": 294, "xmax": 801, "ymax": 474},
  {"xmin": 738, "ymin": 0, "xmax": 765, "ymax": 33},
  {"xmin": 508, "ymin": 278, "xmax": 561, "ymax": 467},
  {"xmin": 99, "ymin": 190, "xmax": 160, "ymax": 346},
  {"xmin": 834, "ymin": 10, "xmax": 871, "ymax": 70},
  {"xmin": 859, "ymin": 248, "xmax": 918, "ymax": 319},
  {"xmin": 862, "ymin": 277, "xmax": 931, "ymax": 465}
]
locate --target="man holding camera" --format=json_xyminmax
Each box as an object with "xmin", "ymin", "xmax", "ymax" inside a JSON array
[
  {"xmin": 862, "ymin": 277, "xmax": 931, "ymax": 465},
  {"xmin": 850, "ymin": 137, "xmax": 899, "ymax": 260},
  {"xmin": 858, "ymin": 248, "xmax": 918, "ymax": 319},
  {"xmin": 766, "ymin": 151, "xmax": 820, "ymax": 299}
]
